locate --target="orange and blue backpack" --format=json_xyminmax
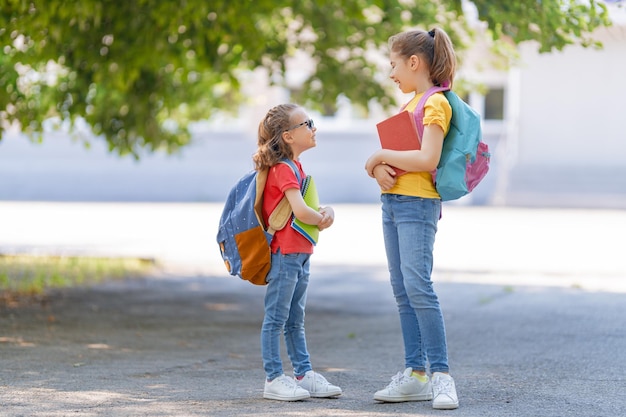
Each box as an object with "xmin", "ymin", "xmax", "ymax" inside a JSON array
[{"xmin": 216, "ymin": 159, "xmax": 300, "ymax": 285}]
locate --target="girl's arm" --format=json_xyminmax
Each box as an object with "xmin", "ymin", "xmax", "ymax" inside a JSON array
[
  {"xmin": 284, "ymin": 188, "xmax": 324, "ymax": 226},
  {"xmin": 365, "ymin": 124, "xmax": 445, "ymax": 176}
]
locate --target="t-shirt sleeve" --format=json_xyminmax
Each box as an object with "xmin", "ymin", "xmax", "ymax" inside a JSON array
[
  {"xmin": 269, "ymin": 162, "xmax": 300, "ymax": 194},
  {"xmin": 423, "ymin": 93, "xmax": 452, "ymax": 136}
]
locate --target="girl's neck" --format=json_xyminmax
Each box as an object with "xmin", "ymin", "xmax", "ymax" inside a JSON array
[{"xmin": 414, "ymin": 75, "xmax": 434, "ymax": 96}]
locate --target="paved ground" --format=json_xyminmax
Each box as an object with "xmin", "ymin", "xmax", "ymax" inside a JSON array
[{"xmin": 1, "ymin": 202, "xmax": 625, "ymax": 416}]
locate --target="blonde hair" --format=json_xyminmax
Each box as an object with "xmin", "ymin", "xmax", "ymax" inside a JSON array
[
  {"xmin": 389, "ymin": 27, "xmax": 456, "ymax": 87},
  {"xmin": 253, "ymin": 104, "xmax": 298, "ymax": 170}
]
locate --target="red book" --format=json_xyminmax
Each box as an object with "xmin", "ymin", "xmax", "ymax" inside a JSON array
[{"xmin": 375, "ymin": 110, "xmax": 421, "ymax": 176}]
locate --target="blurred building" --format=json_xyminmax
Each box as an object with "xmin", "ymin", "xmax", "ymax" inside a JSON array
[
  {"xmin": 223, "ymin": 2, "xmax": 626, "ymax": 209},
  {"xmin": 1, "ymin": 3, "xmax": 625, "ymax": 208},
  {"xmin": 498, "ymin": 17, "xmax": 626, "ymax": 209}
]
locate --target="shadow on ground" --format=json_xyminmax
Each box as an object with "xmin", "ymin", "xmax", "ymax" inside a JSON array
[{"xmin": 1, "ymin": 265, "xmax": 625, "ymax": 417}]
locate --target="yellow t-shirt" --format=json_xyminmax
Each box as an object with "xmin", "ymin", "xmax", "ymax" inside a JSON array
[{"xmin": 382, "ymin": 92, "xmax": 452, "ymax": 198}]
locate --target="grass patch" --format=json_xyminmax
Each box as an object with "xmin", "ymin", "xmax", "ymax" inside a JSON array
[{"xmin": 0, "ymin": 254, "xmax": 156, "ymax": 297}]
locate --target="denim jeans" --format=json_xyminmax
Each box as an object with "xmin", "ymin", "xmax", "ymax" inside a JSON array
[
  {"xmin": 381, "ymin": 193, "xmax": 449, "ymax": 374},
  {"xmin": 261, "ymin": 250, "xmax": 312, "ymax": 381}
]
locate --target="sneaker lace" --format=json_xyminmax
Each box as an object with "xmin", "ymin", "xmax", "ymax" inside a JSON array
[
  {"xmin": 433, "ymin": 378, "xmax": 453, "ymax": 397},
  {"xmin": 313, "ymin": 372, "xmax": 330, "ymax": 387},
  {"xmin": 277, "ymin": 375, "xmax": 297, "ymax": 389},
  {"xmin": 386, "ymin": 371, "xmax": 407, "ymax": 388}
]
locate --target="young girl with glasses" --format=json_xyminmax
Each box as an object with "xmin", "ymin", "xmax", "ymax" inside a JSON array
[
  {"xmin": 364, "ymin": 27, "xmax": 460, "ymax": 410},
  {"xmin": 254, "ymin": 103, "xmax": 341, "ymax": 401}
]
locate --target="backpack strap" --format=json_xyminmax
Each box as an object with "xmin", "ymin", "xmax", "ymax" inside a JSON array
[
  {"xmin": 401, "ymin": 81, "xmax": 451, "ymax": 143},
  {"xmin": 399, "ymin": 82, "xmax": 451, "ymax": 210},
  {"xmin": 267, "ymin": 159, "xmax": 301, "ymax": 235},
  {"xmin": 280, "ymin": 159, "xmax": 302, "ymax": 184}
]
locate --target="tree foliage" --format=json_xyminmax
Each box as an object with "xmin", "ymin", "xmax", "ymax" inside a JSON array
[{"xmin": 0, "ymin": 0, "xmax": 611, "ymax": 156}]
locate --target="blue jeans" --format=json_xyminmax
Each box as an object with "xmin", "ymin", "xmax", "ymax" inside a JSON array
[
  {"xmin": 381, "ymin": 193, "xmax": 449, "ymax": 374},
  {"xmin": 261, "ymin": 251, "xmax": 312, "ymax": 381}
]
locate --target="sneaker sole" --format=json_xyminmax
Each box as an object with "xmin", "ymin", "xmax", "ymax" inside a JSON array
[
  {"xmin": 433, "ymin": 401, "xmax": 459, "ymax": 410},
  {"xmin": 309, "ymin": 389, "xmax": 342, "ymax": 398},
  {"xmin": 263, "ymin": 392, "xmax": 310, "ymax": 401},
  {"xmin": 374, "ymin": 393, "xmax": 433, "ymax": 402},
  {"xmin": 433, "ymin": 404, "xmax": 459, "ymax": 410},
  {"xmin": 263, "ymin": 394, "xmax": 311, "ymax": 401}
]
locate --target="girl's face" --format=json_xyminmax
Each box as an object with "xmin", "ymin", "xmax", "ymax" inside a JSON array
[
  {"xmin": 389, "ymin": 51, "xmax": 416, "ymax": 94},
  {"xmin": 283, "ymin": 108, "xmax": 316, "ymax": 158}
]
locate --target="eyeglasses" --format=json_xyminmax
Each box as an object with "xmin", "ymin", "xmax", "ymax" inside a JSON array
[{"xmin": 284, "ymin": 119, "xmax": 314, "ymax": 132}]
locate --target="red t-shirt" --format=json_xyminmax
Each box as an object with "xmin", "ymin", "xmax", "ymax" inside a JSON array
[{"xmin": 262, "ymin": 160, "xmax": 314, "ymax": 254}]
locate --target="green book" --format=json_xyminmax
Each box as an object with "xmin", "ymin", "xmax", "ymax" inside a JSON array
[{"xmin": 291, "ymin": 175, "xmax": 320, "ymax": 245}]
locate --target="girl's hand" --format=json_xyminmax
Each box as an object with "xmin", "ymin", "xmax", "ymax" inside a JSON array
[
  {"xmin": 373, "ymin": 164, "xmax": 397, "ymax": 191},
  {"xmin": 365, "ymin": 151, "xmax": 384, "ymax": 177},
  {"xmin": 317, "ymin": 206, "xmax": 334, "ymax": 231}
]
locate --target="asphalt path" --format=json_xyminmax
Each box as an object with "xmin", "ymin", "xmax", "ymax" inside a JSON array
[{"xmin": 1, "ymin": 202, "xmax": 625, "ymax": 416}]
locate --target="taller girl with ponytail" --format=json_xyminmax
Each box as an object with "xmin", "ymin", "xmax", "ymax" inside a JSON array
[{"xmin": 365, "ymin": 27, "xmax": 460, "ymax": 410}]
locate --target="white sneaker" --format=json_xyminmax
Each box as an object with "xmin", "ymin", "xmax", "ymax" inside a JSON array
[
  {"xmin": 296, "ymin": 370, "xmax": 342, "ymax": 398},
  {"xmin": 374, "ymin": 368, "xmax": 433, "ymax": 402},
  {"xmin": 432, "ymin": 372, "xmax": 459, "ymax": 409},
  {"xmin": 263, "ymin": 374, "xmax": 310, "ymax": 401}
]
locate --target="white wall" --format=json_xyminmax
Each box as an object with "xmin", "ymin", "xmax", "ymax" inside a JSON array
[
  {"xmin": 515, "ymin": 27, "xmax": 626, "ymax": 166},
  {"xmin": 500, "ymin": 12, "xmax": 626, "ymax": 208}
]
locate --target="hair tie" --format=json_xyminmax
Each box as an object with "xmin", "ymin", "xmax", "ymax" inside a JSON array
[{"xmin": 428, "ymin": 29, "xmax": 435, "ymax": 38}]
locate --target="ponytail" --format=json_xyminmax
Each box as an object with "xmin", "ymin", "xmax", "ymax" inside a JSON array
[{"xmin": 428, "ymin": 27, "xmax": 456, "ymax": 87}]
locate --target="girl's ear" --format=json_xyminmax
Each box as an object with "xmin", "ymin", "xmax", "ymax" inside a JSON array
[
  {"xmin": 282, "ymin": 131, "xmax": 294, "ymax": 144},
  {"xmin": 408, "ymin": 55, "xmax": 420, "ymax": 70}
]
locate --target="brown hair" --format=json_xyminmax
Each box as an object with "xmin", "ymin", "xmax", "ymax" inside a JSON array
[
  {"xmin": 252, "ymin": 104, "xmax": 298, "ymax": 170},
  {"xmin": 389, "ymin": 27, "xmax": 456, "ymax": 87}
]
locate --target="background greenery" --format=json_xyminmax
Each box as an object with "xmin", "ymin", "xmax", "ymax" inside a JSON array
[
  {"xmin": 0, "ymin": 255, "xmax": 155, "ymax": 299},
  {"xmin": 0, "ymin": 1, "xmax": 612, "ymax": 157}
]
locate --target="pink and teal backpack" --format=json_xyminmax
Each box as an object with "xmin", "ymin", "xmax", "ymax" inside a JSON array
[{"xmin": 406, "ymin": 83, "xmax": 491, "ymax": 201}]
